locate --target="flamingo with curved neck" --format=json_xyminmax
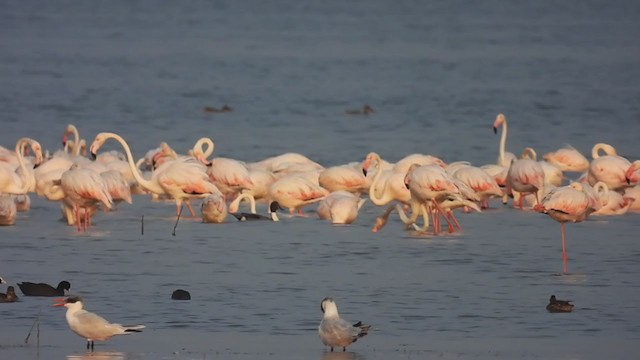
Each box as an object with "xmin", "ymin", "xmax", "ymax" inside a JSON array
[
  {"xmin": 362, "ymin": 152, "xmax": 410, "ymax": 206},
  {"xmin": 0, "ymin": 138, "xmax": 43, "ymax": 195},
  {"xmin": 90, "ymin": 132, "xmax": 221, "ymax": 217}
]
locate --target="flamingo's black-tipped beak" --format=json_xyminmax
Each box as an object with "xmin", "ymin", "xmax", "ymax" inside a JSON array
[
  {"xmin": 362, "ymin": 168, "xmax": 367, "ymax": 176},
  {"xmin": 90, "ymin": 151, "xmax": 97, "ymax": 160},
  {"xmin": 493, "ymin": 127, "xmax": 497, "ymax": 134}
]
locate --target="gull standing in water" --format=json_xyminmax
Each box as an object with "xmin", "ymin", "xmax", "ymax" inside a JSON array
[
  {"xmin": 318, "ymin": 297, "xmax": 371, "ymax": 352},
  {"xmin": 54, "ymin": 297, "xmax": 145, "ymax": 350}
]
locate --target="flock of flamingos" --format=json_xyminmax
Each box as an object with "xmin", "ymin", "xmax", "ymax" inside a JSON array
[{"xmin": 1, "ymin": 114, "xmax": 639, "ymax": 273}]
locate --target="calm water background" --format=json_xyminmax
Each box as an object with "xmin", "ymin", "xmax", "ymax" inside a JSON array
[{"xmin": 1, "ymin": 1, "xmax": 640, "ymax": 359}]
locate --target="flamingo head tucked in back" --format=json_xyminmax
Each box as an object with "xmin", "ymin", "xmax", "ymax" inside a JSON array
[{"xmin": 362, "ymin": 152, "xmax": 381, "ymax": 176}]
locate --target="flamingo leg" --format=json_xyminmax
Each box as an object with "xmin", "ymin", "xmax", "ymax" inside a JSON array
[
  {"xmin": 560, "ymin": 223, "xmax": 568, "ymax": 273},
  {"xmin": 75, "ymin": 205, "xmax": 82, "ymax": 232},
  {"xmin": 185, "ymin": 201, "xmax": 196, "ymax": 217},
  {"xmin": 432, "ymin": 201, "xmax": 455, "ymax": 234},
  {"xmin": 84, "ymin": 206, "xmax": 90, "ymax": 232},
  {"xmin": 448, "ymin": 210, "xmax": 462, "ymax": 231}
]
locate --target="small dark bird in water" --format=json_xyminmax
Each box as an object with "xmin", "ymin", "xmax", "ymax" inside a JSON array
[
  {"xmin": 17, "ymin": 280, "xmax": 71, "ymax": 296},
  {"xmin": 171, "ymin": 289, "xmax": 191, "ymax": 300},
  {"xmin": 345, "ymin": 104, "xmax": 374, "ymax": 115},
  {"xmin": 231, "ymin": 201, "xmax": 282, "ymax": 222},
  {"xmin": 0, "ymin": 286, "xmax": 19, "ymax": 303},
  {"xmin": 203, "ymin": 104, "xmax": 233, "ymax": 113},
  {"xmin": 546, "ymin": 295, "xmax": 574, "ymax": 313}
]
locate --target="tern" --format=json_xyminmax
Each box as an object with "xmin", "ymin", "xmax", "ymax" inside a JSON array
[
  {"xmin": 318, "ymin": 297, "xmax": 371, "ymax": 352},
  {"xmin": 54, "ymin": 296, "xmax": 145, "ymax": 350}
]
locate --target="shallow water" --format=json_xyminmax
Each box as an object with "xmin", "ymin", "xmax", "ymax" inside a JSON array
[{"xmin": 1, "ymin": 1, "xmax": 640, "ymax": 359}]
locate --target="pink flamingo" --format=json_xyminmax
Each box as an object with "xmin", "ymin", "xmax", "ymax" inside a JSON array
[
  {"xmin": 201, "ymin": 194, "xmax": 228, "ymax": 223},
  {"xmin": 60, "ymin": 164, "xmax": 113, "ymax": 232},
  {"xmin": 318, "ymin": 164, "xmax": 369, "ymax": 194},
  {"xmin": 362, "ymin": 152, "xmax": 411, "ymax": 206},
  {"xmin": 492, "ymin": 113, "xmax": 516, "ymax": 168},
  {"xmin": 267, "ymin": 174, "xmax": 328, "ymax": 214},
  {"xmin": 451, "ymin": 165, "xmax": 503, "ymax": 208},
  {"xmin": 316, "ymin": 191, "xmax": 366, "ymax": 224},
  {"xmin": 403, "ymin": 164, "xmax": 463, "ymax": 234},
  {"xmin": 190, "ymin": 137, "xmax": 254, "ymax": 197},
  {"xmin": 100, "ymin": 170, "xmax": 133, "ymax": 209},
  {"xmin": 587, "ymin": 143, "xmax": 631, "ymax": 191},
  {"xmin": 506, "ymin": 148, "xmax": 545, "ymax": 208},
  {"xmin": 591, "ymin": 181, "xmax": 634, "ymax": 216},
  {"xmin": 543, "ymin": 145, "xmax": 589, "ymax": 172},
  {"xmin": 0, "ymin": 138, "xmax": 43, "ymax": 195},
  {"xmin": 534, "ymin": 182, "xmax": 598, "ymax": 273},
  {"xmin": 90, "ymin": 132, "xmax": 221, "ymax": 217}
]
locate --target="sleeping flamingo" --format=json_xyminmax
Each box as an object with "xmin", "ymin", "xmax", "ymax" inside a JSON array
[
  {"xmin": 587, "ymin": 143, "xmax": 631, "ymax": 191},
  {"xmin": 267, "ymin": 174, "xmax": 328, "ymax": 214},
  {"xmin": 534, "ymin": 182, "xmax": 598, "ymax": 273},
  {"xmin": 506, "ymin": 148, "xmax": 545, "ymax": 209},
  {"xmin": 543, "ymin": 145, "xmax": 589, "ymax": 172},
  {"xmin": 90, "ymin": 132, "xmax": 221, "ymax": 217}
]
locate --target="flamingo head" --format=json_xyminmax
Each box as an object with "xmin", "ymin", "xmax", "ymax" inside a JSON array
[
  {"xmin": 625, "ymin": 161, "xmax": 640, "ymax": 185},
  {"xmin": 492, "ymin": 113, "xmax": 505, "ymax": 133}
]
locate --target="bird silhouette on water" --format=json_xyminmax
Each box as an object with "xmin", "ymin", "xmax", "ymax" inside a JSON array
[{"xmin": 546, "ymin": 295, "xmax": 574, "ymax": 313}]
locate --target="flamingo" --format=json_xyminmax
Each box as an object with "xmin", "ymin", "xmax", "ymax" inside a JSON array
[
  {"xmin": 100, "ymin": 170, "xmax": 133, "ymax": 209},
  {"xmin": 451, "ymin": 165, "xmax": 503, "ymax": 208},
  {"xmin": 492, "ymin": 113, "xmax": 516, "ymax": 168},
  {"xmin": 267, "ymin": 174, "xmax": 328, "ymax": 214},
  {"xmin": 0, "ymin": 195, "xmax": 17, "ymax": 226},
  {"xmin": 227, "ymin": 169, "xmax": 277, "ymax": 214},
  {"xmin": 362, "ymin": 152, "xmax": 411, "ymax": 206},
  {"xmin": 90, "ymin": 132, "xmax": 221, "ymax": 217},
  {"xmin": 318, "ymin": 164, "xmax": 369, "ymax": 194},
  {"xmin": 201, "ymin": 194, "xmax": 228, "ymax": 223},
  {"xmin": 0, "ymin": 138, "xmax": 43, "ymax": 195},
  {"xmin": 392, "ymin": 153, "xmax": 445, "ymax": 173},
  {"xmin": 591, "ymin": 181, "xmax": 635, "ymax": 216},
  {"xmin": 534, "ymin": 182, "xmax": 598, "ymax": 273},
  {"xmin": 543, "ymin": 145, "xmax": 589, "ymax": 172},
  {"xmin": 316, "ymin": 191, "xmax": 366, "ymax": 224},
  {"xmin": 60, "ymin": 164, "xmax": 113, "ymax": 232},
  {"xmin": 247, "ymin": 152, "xmax": 323, "ymax": 174},
  {"xmin": 506, "ymin": 147, "xmax": 545, "ymax": 208},
  {"xmin": 587, "ymin": 143, "xmax": 631, "ymax": 190},
  {"xmin": 403, "ymin": 164, "xmax": 466, "ymax": 234}
]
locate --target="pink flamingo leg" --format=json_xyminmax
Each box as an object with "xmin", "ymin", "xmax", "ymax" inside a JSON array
[
  {"xmin": 429, "ymin": 204, "xmax": 439, "ymax": 235},
  {"xmin": 84, "ymin": 207, "xmax": 90, "ymax": 232},
  {"xmin": 75, "ymin": 205, "xmax": 82, "ymax": 232},
  {"xmin": 560, "ymin": 223, "xmax": 568, "ymax": 273},
  {"xmin": 448, "ymin": 210, "xmax": 462, "ymax": 231},
  {"xmin": 432, "ymin": 201, "xmax": 455, "ymax": 234},
  {"xmin": 185, "ymin": 201, "xmax": 196, "ymax": 217}
]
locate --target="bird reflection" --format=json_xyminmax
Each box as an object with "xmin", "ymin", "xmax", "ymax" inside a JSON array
[
  {"xmin": 67, "ymin": 351, "xmax": 125, "ymax": 360},
  {"xmin": 321, "ymin": 351, "xmax": 367, "ymax": 360}
]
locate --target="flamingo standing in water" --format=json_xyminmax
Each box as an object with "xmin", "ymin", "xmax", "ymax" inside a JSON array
[
  {"xmin": 60, "ymin": 164, "xmax": 113, "ymax": 232},
  {"xmin": 492, "ymin": 113, "xmax": 516, "ymax": 168},
  {"xmin": 451, "ymin": 165, "xmax": 503, "ymax": 208},
  {"xmin": 318, "ymin": 164, "xmax": 369, "ymax": 194},
  {"xmin": 316, "ymin": 191, "xmax": 366, "ymax": 224},
  {"xmin": 0, "ymin": 138, "xmax": 43, "ymax": 195},
  {"xmin": 506, "ymin": 148, "xmax": 545, "ymax": 209},
  {"xmin": 90, "ymin": 132, "xmax": 221, "ymax": 217},
  {"xmin": 267, "ymin": 174, "xmax": 328, "ymax": 214},
  {"xmin": 361, "ymin": 152, "xmax": 411, "ymax": 206},
  {"xmin": 534, "ymin": 182, "xmax": 598, "ymax": 273},
  {"xmin": 587, "ymin": 143, "xmax": 631, "ymax": 191}
]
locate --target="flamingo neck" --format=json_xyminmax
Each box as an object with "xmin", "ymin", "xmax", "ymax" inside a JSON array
[
  {"xmin": 591, "ymin": 143, "xmax": 616, "ymax": 159},
  {"xmin": 498, "ymin": 120, "xmax": 508, "ymax": 165},
  {"xmin": 11, "ymin": 138, "xmax": 31, "ymax": 194},
  {"xmin": 368, "ymin": 161, "xmax": 394, "ymax": 205},
  {"xmin": 102, "ymin": 133, "xmax": 165, "ymax": 195}
]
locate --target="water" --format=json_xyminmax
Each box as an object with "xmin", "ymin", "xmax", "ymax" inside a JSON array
[{"xmin": 1, "ymin": 1, "xmax": 640, "ymax": 359}]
